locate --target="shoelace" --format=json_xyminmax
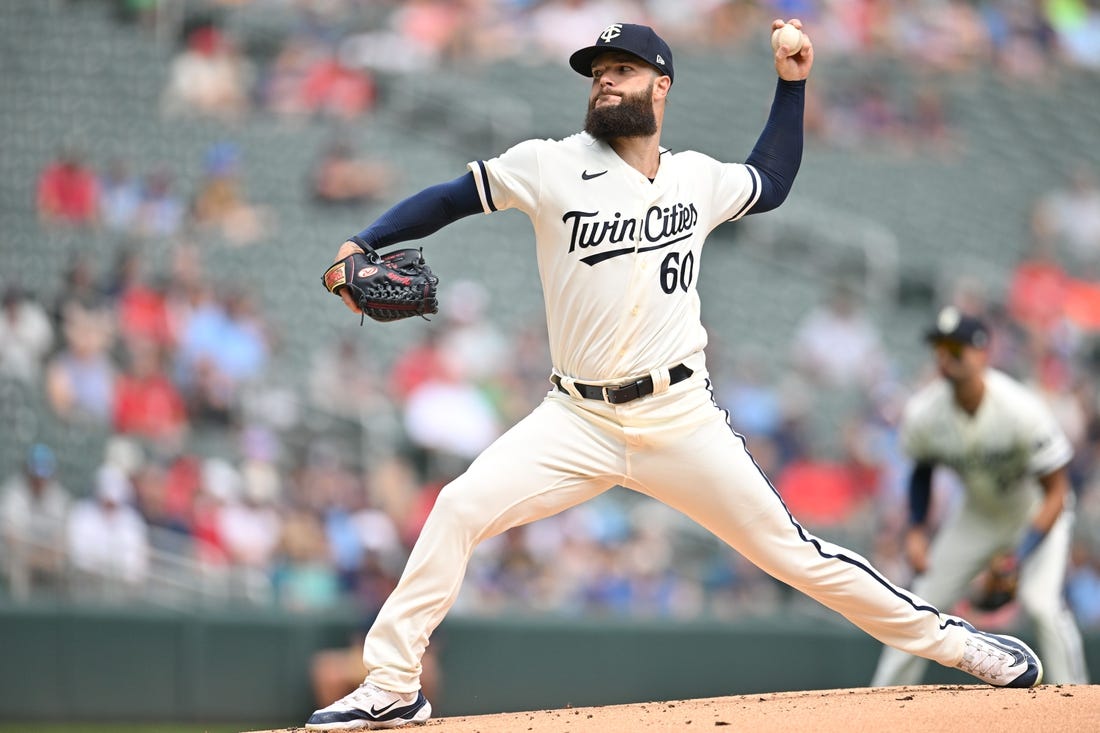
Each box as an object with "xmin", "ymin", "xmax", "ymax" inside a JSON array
[
  {"xmin": 343, "ymin": 682, "xmax": 381, "ymax": 706},
  {"xmin": 959, "ymin": 638, "xmax": 1012, "ymax": 681},
  {"xmin": 345, "ymin": 682, "xmax": 412, "ymax": 707}
]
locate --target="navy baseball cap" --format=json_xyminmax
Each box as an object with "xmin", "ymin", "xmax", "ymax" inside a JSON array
[
  {"xmin": 925, "ymin": 306, "xmax": 990, "ymax": 349},
  {"xmin": 569, "ymin": 23, "xmax": 674, "ymax": 84}
]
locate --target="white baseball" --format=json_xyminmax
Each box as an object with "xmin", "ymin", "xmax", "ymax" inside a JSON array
[{"xmin": 771, "ymin": 23, "xmax": 803, "ymax": 56}]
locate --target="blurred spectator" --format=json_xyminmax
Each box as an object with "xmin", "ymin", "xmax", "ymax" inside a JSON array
[
  {"xmin": 888, "ymin": 0, "xmax": 989, "ymax": 73},
  {"xmin": 186, "ymin": 287, "xmax": 269, "ymax": 386},
  {"xmin": 993, "ymin": 3, "xmax": 1056, "ymax": 83},
  {"xmin": 176, "ymin": 285, "xmax": 270, "ymax": 426},
  {"xmin": 67, "ymin": 464, "xmax": 150, "ymax": 588},
  {"xmin": 118, "ymin": 272, "xmax": 176, "ymax": 354},
  {"xmin": 297, "ymin": 48, "xmax": 379, "ymax": 120},
  {"xmin": 402, "ymin": 356, "xmax": 503, "ymax": 464},
  {"xmin": 101, "ymin": 243, "xmax": 143, "ymax": 301},
  {"xmin": 528, "ymin": 0, "xmax": 643, "ymax": 62},
  {"xmin": 158, "ymin": 451, "xmax": 203, "ymax": 538},
  {"xmin": 0, "ymin": 285, "xmax": 54, "ymax": 385},
  {"xmin": 717, "ymin": 350, "xmax": 783, "ymax": 442},
  {"xmin": 321, "ymin": 476, "xmax": 404, "ymax": 598},
  {"xmin": 218, "ymin": 459, "xmax": 283, "ymax": 601},
  {"xmin": 191, "ymin": 142, "xmax": 270, "ymax": 245},
  {"xmin": 36, "ymin": 147, "xmax": 100, "ymax": 227},
  {"xmin": 274, "ymin": 506, "xmax": 341, "ymax": 611},
  {"xmin": 134, "ymin": 169, "xmax": 186, "ymax": 239},
  {"xmin": 261, "ymin": 37, "xmax": 317, "ymax": 118},
  {"xmin": 389, "ymin": 0, "xmax": 470, "ymax": 65},
  {"xmin": 1031, "ymin": 165, "xmax": 1100, "ymax": 278},
  {"xmin": 161, "ymin": 23, "xmax": 253, "ymax": 122},
  {"xmin": 130, "ymin": 456, "xmax": 192, "ymax": 555},
  {"xmin": 860, "ymin": 382, "xmax": 912, "ymax": 510},
  {"xmin": 50, "ymin": 255, "xmax": 105, "ymax": 333},
  {"xmin": 1007, "ymin": 237, "xmax": 1070, "ymax": 339},
  {"xmin": 495, "ymin": 319, "xmax": 554, "ymax": 423},
  {"xmin": 45, "ymin": 300, "xmax": 117, "ymax": 424},
  {"xmin": 113, "ymin": 339, "xmax": 189, "ymax": 450},
  {"xmin": 103, "ymin": 247, "xmax": 176, "ymax": 353},
  {"xmin": 0, "ymin": 444, "xmax": 71, "ymax": 599},
  {"xmin": 438, "ymin": 279, "xmax": 510, "ymax": 384},
  {"xmin": 307, "ymin": 333, "xmax": 391, "ymax": 424},
  {"xmin": 308, "ymin": 139, "xmax": 395, "ymax": 207},
  {"xmin": 192, "ymin": 457, "xmax": 239, "ymax": 565},
  {"xmin": 774, "ymin": 457, "xmax": 868, "ymax": 528},
  {"xmin": 388, "ymin": 328, "xmax": 451, "ymax": 404},
  {"xmin": 789, "ymin": 280, "xmax": 889, "ymax": 389},
  {"xmin": 98, "ymin": 158, "xmax": 142, "ymax": 233},
  {"xmin": 1048, "ymin": 0, "xmax": 1100, "ymax": 69},
  {"xmin": 814, "ymin": 77, "xmax": 957, "ymax": 155},
  {"xmin": 906, "ymin": 84, "xmax": 957, "ymax": 154}
]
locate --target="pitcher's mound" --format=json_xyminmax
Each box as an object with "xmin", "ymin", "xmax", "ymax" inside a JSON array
[{"xmin": 246, "ymin": 684, "xmax": 1099, "ymax": 733}]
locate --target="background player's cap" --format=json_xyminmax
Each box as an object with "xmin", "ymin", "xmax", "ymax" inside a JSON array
[
  {"xmin": 569, "ymin": 23, "xmax": 674, "ymax": 84},
  {"xmin": 924, "ymin": 306, "xmax": 990, "ymax": 348}
]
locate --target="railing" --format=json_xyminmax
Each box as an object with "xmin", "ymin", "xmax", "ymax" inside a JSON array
[{"xmin": 1, "ymin": 525, "xmax": 274, "ymax": 609}]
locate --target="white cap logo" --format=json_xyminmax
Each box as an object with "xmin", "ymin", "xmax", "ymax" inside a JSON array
[
  {"xmin": 937, "ymin": 306, "xmax": 960, "ymax": 334},
  {"xmin": 655, "ymin": 54, "xmax": 665, "ymax": 65},
  {"xmin": 599, "ymin": 24, "xmax": 623, "ymax": 43}
]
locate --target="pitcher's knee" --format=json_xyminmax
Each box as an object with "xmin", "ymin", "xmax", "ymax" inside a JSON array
[{"xmin": 424, "ymin": 484, "xmax": 503, "ymax": 541}]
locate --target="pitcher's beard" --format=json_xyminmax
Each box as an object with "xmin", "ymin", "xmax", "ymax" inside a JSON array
[{"xmin": 584, "ymin": 83, "xmax": 657, "ymax": 141}]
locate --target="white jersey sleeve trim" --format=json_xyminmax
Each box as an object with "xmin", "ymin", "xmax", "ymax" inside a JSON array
[
  {"xmin": 467, "ymin": 160, "xmax": 497, "ymax": 214},
  {"xmin": 730, "ymin": 164, "xmax": 762, "ymax": 221}
]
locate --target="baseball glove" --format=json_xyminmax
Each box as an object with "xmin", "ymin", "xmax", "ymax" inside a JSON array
[
  {"xmin": 971, "ymin": 552, "xmax": 1019, "ymax": 612},
  {"xmin": 322, "ymin": 241, "xmax": 439, "ymax": 322}
]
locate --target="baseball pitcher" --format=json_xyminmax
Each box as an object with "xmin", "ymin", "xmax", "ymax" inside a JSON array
[
  {"xmin": 871, "ymin": 307, "xmax": 1089, "ymax": 686},
  {"xmin": 309, "ymin": 21, "xmax": 1043, "ymax": 730}
]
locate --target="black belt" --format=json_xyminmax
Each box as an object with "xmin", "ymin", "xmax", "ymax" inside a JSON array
[{"xmin": 552, "ymin": 364, "xmax": 693, "ymax": 405}]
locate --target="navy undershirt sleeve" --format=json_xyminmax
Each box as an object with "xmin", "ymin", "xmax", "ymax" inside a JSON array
[
  {"xmin": 351, "ymin": 172, "xmax": 482, "ymax": 249},
  {"xmin": 908, "ymin": 462, "xmax": 934, "ymax": 526},
  {"xmin": 744, "ymin": 78, "xmax": 805, "ymax": 214}
]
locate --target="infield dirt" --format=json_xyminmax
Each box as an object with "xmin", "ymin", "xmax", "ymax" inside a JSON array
[{"xmin": 244, "ymin": 683, "xmax": 1099, "ymax": 732}]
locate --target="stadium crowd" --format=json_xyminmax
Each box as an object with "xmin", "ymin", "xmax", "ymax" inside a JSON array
[{"xmin": 3, "ymin": 0, "xmax": 1100, "ymax": 639}]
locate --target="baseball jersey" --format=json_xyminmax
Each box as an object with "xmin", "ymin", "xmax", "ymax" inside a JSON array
[
  {"xmin": 901, "ymin": 368, "xmax": 1072, "ymax": 520},
  {"xmin": 468, "ymin": 132, "xmax": 761, "ymax": 381}
]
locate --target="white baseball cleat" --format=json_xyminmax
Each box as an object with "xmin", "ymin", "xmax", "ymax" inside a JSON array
[
  {"xmin": 305, "ymin": 681, "xmax": 431, "ymax": 730},
  {"xmin": 955, "ymin": 626, "xmax": 1043, "ymax": 688}
]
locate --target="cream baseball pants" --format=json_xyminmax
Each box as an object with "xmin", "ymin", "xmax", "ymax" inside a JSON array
[{"xmin": 362, "ymin": 353, "xmax": 971, "ymax": 693}]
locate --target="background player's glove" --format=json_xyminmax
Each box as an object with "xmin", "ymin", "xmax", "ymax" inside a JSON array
[
  {"xmin": 322, "ymin": 242, "xmax": 439, "ymax": 322},
  {"xmin": 970, "ymin": 551, "xmax": 1019, "ymax": 612}
]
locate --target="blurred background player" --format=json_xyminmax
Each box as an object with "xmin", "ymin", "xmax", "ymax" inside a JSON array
[{"xmin": 871, "ymin": 306, "xmax": 1090, "ymax": 686}]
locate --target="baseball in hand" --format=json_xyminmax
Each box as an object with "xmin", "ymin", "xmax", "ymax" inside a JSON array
[{"xmin": 771, "ymin": 23, "xmax": 804, "ymax": 56}]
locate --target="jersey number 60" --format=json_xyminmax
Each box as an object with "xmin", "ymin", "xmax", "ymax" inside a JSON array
[{"xmin": 660, "ymin": 251, "xmax": 695, "ymax": 294}]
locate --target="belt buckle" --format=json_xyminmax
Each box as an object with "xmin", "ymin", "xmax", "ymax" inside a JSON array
[{"xmin": 603, "ymin": 381, "xmax": 640, "ymax": 404}]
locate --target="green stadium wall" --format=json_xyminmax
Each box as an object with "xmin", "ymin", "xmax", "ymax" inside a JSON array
[{"xmin": 0, "ymin": 603, "xmax": 1092, "ymax": 727}]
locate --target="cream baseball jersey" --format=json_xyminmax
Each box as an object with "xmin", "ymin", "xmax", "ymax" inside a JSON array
[
  {"xmin": 901, "ymin": 368, "xmax": 1072, "ymax": 518},
  {"xmin": 468, "ymin": 132, "xmax": 761, "ymax": 381}
]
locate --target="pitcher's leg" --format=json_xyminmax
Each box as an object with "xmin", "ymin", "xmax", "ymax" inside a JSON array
[
  {"xmin": 871, "ymin": 514, "xmax": 996, "ymax": 685},
  {"xmin": 631, "ymin": 417, "xmax": 969, "ymax": 667},
  {"xmin": 364, "ymin": 398, "xmax": 619, "ymax": 692}
]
